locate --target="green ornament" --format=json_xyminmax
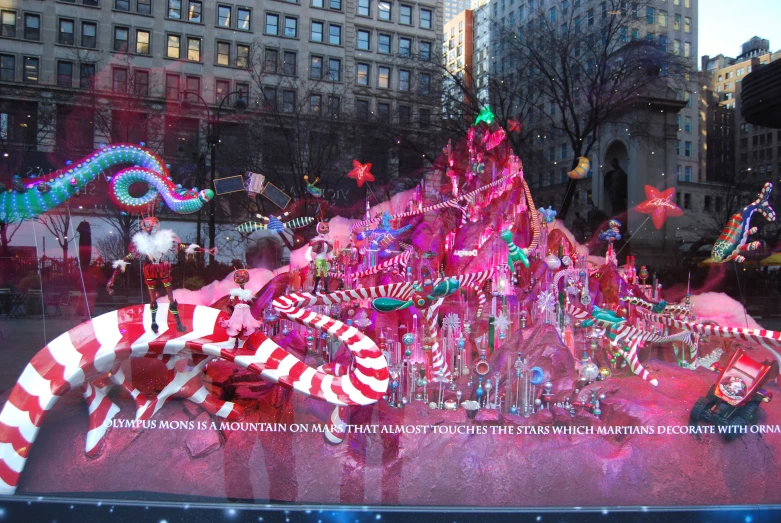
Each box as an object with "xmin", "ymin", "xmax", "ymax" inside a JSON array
[{"xmin": 475, "ymin": 106, "xmax": 495, "ymax": 125}]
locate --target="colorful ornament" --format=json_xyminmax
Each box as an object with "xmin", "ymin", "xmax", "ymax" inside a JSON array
[
  {"xmin": 347, "ymin": 159, "xmax": 375, "ymax": 188},
  {"xmin": 635, "ymin": 185, "xmax": 684, "ymax": 230},
  {"xmin": 568, "ymin": 156, "xmax": 591, "ymax": 179},
  {"xmin": 474, "ymin": 106, "xmax": 495, "ymax": 125},
  {"xmin": 711, "ymin": 182, "xmax": 775, "ymax": 263},
  {"xmin": 500, "ymin": 230, "xmax": 529, "ymax": 273}
]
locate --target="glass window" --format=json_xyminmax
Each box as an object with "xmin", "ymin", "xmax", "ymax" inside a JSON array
[
  {"xmin": 329, "ymin": 24, "xmax": 341, "ymax": 45},
  {"xmin": 137, "ymin": 0, "xmax": 152, "ymax": 15},
  {"xmin": 377, "ymin": 65, "xmax": 390, "ymax": 89},
  {"xmin": 312, "ymin": 21, "xmax": 324, "ymax": 42},
  {"xmin": 81, "ymin": 22, "xmax": 97, "ymax": 48},
  {"xmin": 310, "ymin": 55, "xmax": 323, "ymax": 79},
  {"xmin": 186, "ymin": 76, "xmax": 200, "ymax": 98},
  {"xmin": 420, "ymin": 9, "xmax": 432, "ymax": 28},
  {"xmin": 266, "ymin": 14, "xmax": 279, "ymax": 34},
  {"xmin": 167, "ymin": 34, "xmax": 181, "ymax": 58},
  {"xmin": 399, "ymin": 37, "xmax": 411, "ymax": 56},
  {"xmin": 215, "ymin": 79, "xmax": 230, "ymax": 100},
  {"xmin": 23, "ymin": 56, "xmax": 38, "ymax": 82},
  {"xmin": 116, "ymin": 0, "xmax": 130, "ymax": 11},
  {"xmin": 168, "ymin": 0, "xmax": 182, "ymax": 19},
  {"xmin": 400, "ymin": 4, "xmax": 412, "ymax": 24},
  {"xmin": 79, "ymin": 63, "xmax": 95, "ymax": 88},
  {"xmin": 282, "ymin": 89, "xmax": 295, "ymax": 112},
  {"xmin": 356, "ymin": 62, "xmax": 369, "ymax": 85},
  {"xmin": 57, "ymin": 61, "xmax": 73, "ymax": 88},
  {"xmin": 24, "ymin": 14, "xmax": 40, "ymax": 41},
  {"xmin": 216, "ymin": 41, "xmax": 230, "ymax": 66},
  {"xmin": 236, "ymin": 82, "xmax": 249, "ymax": 103},
  {"xmin": 265, "ymin": 48, "xmax": 278, "ymax": 72},
  {"xmin": 0, "ymin": 54, "xmax": 15, "ymax": 82},
  {"xmin": 113, "ymin": 66, "xmax": 128, "ymax": 93},
  {"xmin": 379, "ymin": 34, "xmax": 391, "ymax": 54},
  {"xmin": 113, "ymin": 26, "xmax": 129, "ymax": 52},
  {"xmin": 188, "ymin": 1, "xmax": 202, "ymax": 23},
  {"xmin": 646, "ymin": 6, "xmax": 654, "ymax": 24},
  {"xmin": 658, "ymin": 10, "xmax": 666, "ymax": 27},
  {"xmin": 419, "ymin": 41, "xmax": 431, "ymax": 61},
  {"xmin": 419, "ymin": 72, "xmax": 430, "ymax": 94},
  {"xmin": 328, "ymin": 58, "xmax": 340, "ymax": 81},
  {"xmin": 684, "ymin": 116, "xmax": 691, "ymax": 133},
  {"xmin": 59, "ymin": 19, "xmax": 75, "ymax": 45},
  {"xmin": 399, "ymin": 69, "xmax": 410, "ymax": 91},
  {"xmin": 238, "ymin": 8, "xmax": 251, "ymax": 30},
  {"xmin": 684, "ymin": 16, "xmax": 691, "ymax": 33},
  {"xmin": 218, "ymin": 5, "xmax": 231, "ymax": 27},
  {"xmin": 187, "ymin": 37, "xmax": 201, "ymax": 61},
  {"xmin": 165, "ymin": 73, "xmax": 179, "ymax": 99},
  {"xmin": 377, "ymin": 102, "xmax": 390, "ymax": 121},
  {"xmin": 237, "ymin": 44, "xmax": 250, "ymax": 68},
  {"xmin": 0, "ymin": 11, "xmax": 16, "ymax": 38},
  {"xmin": 263, "ymin": 86, "xmax": 277, "ymax": 110},
  {"xmin": 685, "ymin": 141, "xmax": 691, "ymax": 157},
  {"xmin": 356, "ymin": 99, "xmax": 369, "ymax": 120},
  {"xmin": 328, "ymin": 95, "xmax": 340, "ymax": 115},
  {"xmin": 284, "ymin": 17, "xmax": 297, "ymax": 38},
  {"xmin": 310, "ymin": 94, "xmax": 322, "ymax": 113},
  {"xmin": 312, "ymin": 0, "xmax": 323, "ymax": 6},
  {"xmin": 134, "ymin": 69, "xmax": 149, "ymax": 95},
  {"xmin": 330, "ymin": 0, "xmax": 341, "ymax": 10},
  {"xmin": 378, "ymin": 1, "xmax": 391, "ymax": 21},
  {"xmin": 419, "ymin": 108, "xmax": 431, "ymax": 127},
  {"xmin": 357, "ymin": 29, "xmax": 369, "ymax": 50},
  {"xmin": 684, "ymin": 41, "xmax": 690, "ymax": 58},
  {"xmin": 674, "ymin": 14, "xmax": 680, "ymax": 30},
  {"xmin": 358, "ymin": 0, "xmax": 370, "ymax": 17},
  {"xmin": 283, "ymin": 51, "xmax": 296, "ymax": 75},
  {"xmin": 399, "ymin": 105, "xmax": 410, "ymax": 123},
  {"xmin": 136, "ymin": 30, "xmax": 150, "ymax": 54}
]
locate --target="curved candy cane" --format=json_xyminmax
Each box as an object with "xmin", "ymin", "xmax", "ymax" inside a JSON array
[
  {"xmin": 329, "ymin": 250, "xmax": 412, "ymax": 281},
  {"xmin": 0, "ymin": 144, "xmax": 210, "ymax": 222},
  {"xmin": 109, "ymin": 167, "xmax": 212, "ymax": 215}
]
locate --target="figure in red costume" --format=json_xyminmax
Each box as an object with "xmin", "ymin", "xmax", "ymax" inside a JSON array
[
  {"xmin": 220, "ymin": 262, "xmax": 263, "ymax": 348},
  {"xmin": 108, "ymin": 216, "xmax": 216, "ymax": 333}
]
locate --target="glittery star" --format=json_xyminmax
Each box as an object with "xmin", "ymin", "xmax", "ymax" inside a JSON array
[
  {"xmin": 347, "ymin": 159, "xmax": 375, "ymax": 188},
  {"xmin": 636, "ymin": 185, "xmax": 684, "ymax": 230}
]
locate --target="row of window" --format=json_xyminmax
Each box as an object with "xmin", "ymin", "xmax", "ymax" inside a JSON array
[
  {"xmin": 676, "ymin": 140, "xmax": 693, "ymax": 157},
  {"xmin": 165, "ymin": 1, "xmax": 251, "ymax": 30},
  {"xmin": 356, "ymin": 30, "xmax": 432, "ymax": 60}
]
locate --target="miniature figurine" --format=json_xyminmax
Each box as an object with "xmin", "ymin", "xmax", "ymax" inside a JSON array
[
  {"xmin": 108, "ymin": 216, "xmax": 216, "ymax": 333},
  {"xmin": 220, "ymin": 262, "xmax": 262, "ymax": 347},
  {"xmin": 308, "ymin": 221, "xmax": 334, "ymax": 293}
]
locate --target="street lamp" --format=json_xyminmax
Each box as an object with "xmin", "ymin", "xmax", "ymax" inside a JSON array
[{"xmin": 180, "ymin": 89, "xmax": 247, "ymax": 265}]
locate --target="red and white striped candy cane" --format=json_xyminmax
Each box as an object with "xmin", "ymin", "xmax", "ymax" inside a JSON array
[{"xmin": 330, "ymin": 250, "xmax": 411, "ymax": 281}]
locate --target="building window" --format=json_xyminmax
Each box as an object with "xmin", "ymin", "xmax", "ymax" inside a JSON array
[
  {"xmin": 310, "ymin": 55, "xmax": 323, "ymax": 79},
  {"xmin": 399, "ymin": 69, "xmax": 410, "ymax": 91},
  {"xmin": 377, "ymin": 102, "xmax": 390, "ymax": 122},
  {"xmin": 187, "ymin": 38, "xmax": 201, "ymax": 61},
  {"xmin": 684, "ymin": 42, "xmax": 690, "ymax": 58},
  {"xmin": 136, "ymin": 30, "xmax": 150, "ymax": 54},
  {"xmin": 282, "ymin": 90, "xmax": 295, "ymax": 113},
  {"xmin": 329, "ymin": 24, "xmax": 342, "ymax": 45},
  {"xmin": 138, "ymin": 0, "xmax": 152, "ymax": 15},
  {"xmin": 378, "ymin": 65, "xmax": 390, "ymax": 88},
  {"xmin": 237, "ymin": 8, "xmax": 251, "ymax": 30},
  {"xmin": 165, "ymin": 74, "xmax": 179, "ymax": 99},
  {"xmin": 263, "ymin": 87, "xmax": 277, "ymax": 110},
  {"xmin": 168, "ymin": 0, "xmax": 182, "ymax": 19},
  {"xmin": 356, "ymin": 62, "xmax": 369, "ymax": 85},
  {"xmin": 378, "ymin": 1, "xmax": 391, "ymax": 21},
  {"xmin": 265, "ymin": 49, "xmax": 278, "ymax": 72},
  {"xmin": 57, "ymin": 61, "xmax": 73, "ymax": 88},
  {"xmin": 23, "ymin": 56, "xmax": 38, "ymax": 83},
  {"xmin": 684, "ymin": 116, "xmax": 691, "ymax": 133},
  {"xmin": 0, "ymin": 54, "xmax": 14, "ymax": 81},
  {"xmin": 310, "ymin": 94, "xmax": 322, "ymax": 114},
  {"xmin": 59, "ymin": 19, "xmax": 75, "ymax": 45},
  {"xmin": 328, "ymin": 95, "xmax": 340, "ymax": 115},
  {"xmin": 134, "ymin": 69, "xmax": 149, "ymax": 96},
  {"xmin": 237, "ymin": 44, "xmax": 250, "ymax": 68},
  {"xmin": 399, "ymin": 37, "xmax": 411, "ymax": 56},
  {"xmin": 399, "ymin": 105, "xmax": 411, "ymax": 124},
  {"xmin": 658, "ymin": 10, "xmax": 667, "ymax": 27},
  {"xmin": 420, "ymin": 8, "xmax": 432, "ymax": 29},
  {"xmin": 328, "ymin": 58, "xmax": 341, "ymax": 80},
  {"xmin": 685, "ymin": 166, "xmax": 692, "ymax": 182},
  {"xmin": 284, "ymin": 16, "xmax": 297, "ymax": 38},
  {"xmin": 24, "ymin": 13, "xmax": 40, "ymax": 41},
  {"xmin": 266, "ymin": 13, "xmax": 279, "ymax": 35},
  {"xmin": 684, "ymin": 16, "xmax": 691, "ymax": 33},
  {"xmin": 356, "ymin": 99, "xmax": 369, "ymax": 120},
  {"xmin": 683, "ymin": 193, "xmax": 690, "ymax": 209},
  {"xmin": 646, "ymin": 6, "xmax": 654, "ymax": 24},
  {"xmin": 685, "ymin": 141, "xmax": 691, "ymax": 157},
  {"xmin": 358, "ymin": 0, "xmax": 370, "ymax": 17},
  {"xmin": 330, "ymin": 0, "xmax": 342, "ymax": 10},
  {"xmin": 113, "ymin": 26, "xmax": 129, "ymax": 52},
  {"xmin": 167, "ymin": 34, "xmax": 181, "ymax": 58},
  {"xmin": 116, "ymin": 0, "xmax": 130, "ymax": 11},
  {"xmin": 113, "ymin": 66, "xmax": 128, "ymax": 93},
  {"xmin": 560, "ymin": 143, "xmax": 567, "ymax": 159},
  {"xmin": 420, "ymin": 41, "xmax": 431, "ymax": 61},
  {"xmin": 312, "ymin": 21, "xmax": 324, "ymax": 42},
  {"xmin": 235, "ymin": 82, "xmax": 249, "ymax": 103},
  {"xmin": 283, "ymin": 51, "xmax": 296, "ymax": 75},
  {"xmin": 419, "ymin": 108, "xmax": 431, "ymax": 127},
  {"xmin": 218, "ymin": 5, "xmax": 231, "ymax": 27},
  {"xmin": 419, "ymin": 72, "xmax": 430, "ymax": 95},
  {"xmin": 186, "ymin": 76, "xmax": 200, "ymax": 100},
  {"xmin": 1, "ymin": 11, "xmax": 16, "ymax": 38},
  {"xmin": 216, "ymin": 41, "xmax": 230, "ymax": 65},
  {"xmin": 81, "ymin": 22, "xmax": 97, "ymax": 48},
  {"xmin": 356, "ymin": 29, "xmax": 369, "ymax": 50},
  {"xmin": 80, "ymin": 63, "xmax": 95, "ymax": 89},
  {"xmin": 379, "ymin": 33, "xmax": 391, "ymax": 54},
  {"xmin": 215, "ymin": 79, "xmax": 230, "ymax": 101},
  {"xmin": 400, "ymin": 4, "xmax": 412, "ymax": 24}
]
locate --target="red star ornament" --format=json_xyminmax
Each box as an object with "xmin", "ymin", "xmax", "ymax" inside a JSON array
[
  {"xmin": 508, "ymin": 119, "xmax": 522, "ymax": 133},
  {"xmin": 636, "ymin": 185, "xmax": 684, "ymax": 229},
  {"xmin": 348, "ymin": 159, "xmax": 375, "ymax": 188}
]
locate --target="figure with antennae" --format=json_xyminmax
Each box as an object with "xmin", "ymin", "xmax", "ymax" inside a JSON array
[
  {"xmin": 108, "ymin": 216, "xmax": 216, "ymax": 333},
  {"xmin": 220, "ymin": 260, "xmax": 262, "ymax": 349},
  {"xmin": 307, "ymin": 221, "xmax": 334, "ymax": 293}
]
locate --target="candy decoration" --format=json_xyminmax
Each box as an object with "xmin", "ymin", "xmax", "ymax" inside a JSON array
[
  {"xmin": 568, "ymin": 156, "xmax": 591, "ymax": 179},
  {"xmin": 237, "ymin": 216, "xmax": 314, "ymax": 233},
  {"xmin": 635, "ymin": 185, "xmax": 684, "ymax": 230},
  {"xmin": 109, "ymin": 167, "xmax": 213, "ymax": 215},
  {"xmin": 711, "ymin": 182, "xmax": 775, "ymax": 263},
  {"xmin": 500, "ymin": 230, "xmax": 530, "ymax": 272},
  {"xmin": 347, "ymin": 160, "xmax": 375, "ymax": 188}
]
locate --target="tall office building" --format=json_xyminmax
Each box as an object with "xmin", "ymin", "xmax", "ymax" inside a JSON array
[{"xmin": 443, "ymin": 0, "xmax": 471, "ymax": 24}]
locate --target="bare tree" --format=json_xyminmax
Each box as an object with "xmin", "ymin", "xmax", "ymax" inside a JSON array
[{"xmin": 37, "ymin": 212, "xmax": 75, "ymax": 261}]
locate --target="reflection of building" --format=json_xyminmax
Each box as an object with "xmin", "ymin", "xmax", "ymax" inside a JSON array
[
  {"xmin": 443, "ymin": 0, "xmax": 471, "ymax": 25},
  {"xmin": 443, "ymin": 9, "xmax": 473, "ymax": 114}
]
